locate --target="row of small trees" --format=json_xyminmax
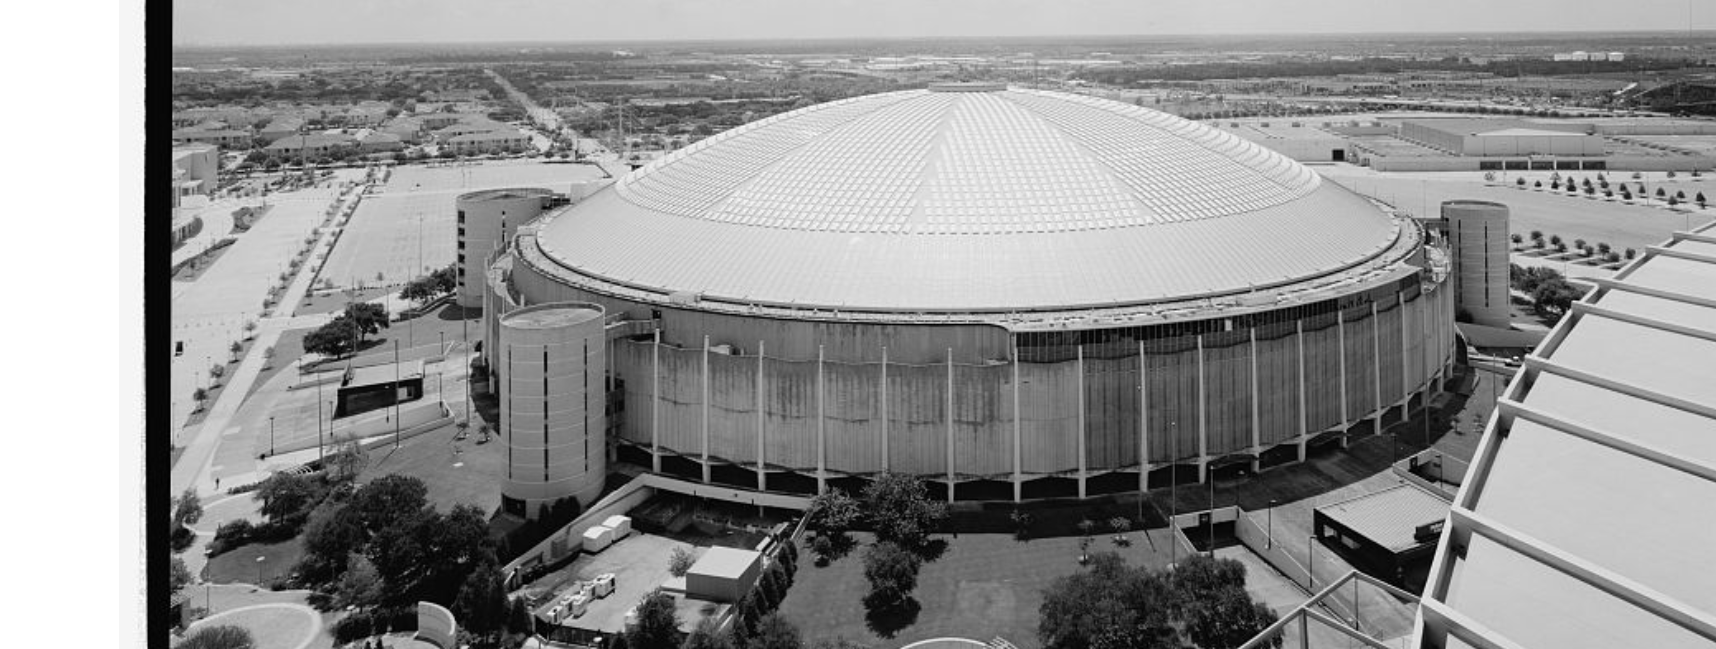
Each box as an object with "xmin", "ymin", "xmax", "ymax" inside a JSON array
[
  {"xmin": 1515, "ymin": 174, "xmax": 1708, "ymax": 208},
  {"xmin": 1511, "ymin": 230, "xmax": 1635, "ymax": 264}
]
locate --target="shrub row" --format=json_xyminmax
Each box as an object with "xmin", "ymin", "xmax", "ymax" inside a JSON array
[{"xmin": 331, "ymin": 606, "xmax": 417, "ymax": 645}]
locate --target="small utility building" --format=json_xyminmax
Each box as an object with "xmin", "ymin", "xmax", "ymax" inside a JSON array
[
  {"xmin": 334, "ymin": 360, "xmax": 425, "ymax": 418},
  {"xmin": 1313, "ymin": 483, "xmax": 1451, "ymax": 590},
  {"xmin": 684, "ymin": 547, "xmax": 762, "ymax": 603}
]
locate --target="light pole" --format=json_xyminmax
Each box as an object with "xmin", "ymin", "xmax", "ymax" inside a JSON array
[
  {"xmin": 255, "ymin": 556, "xmax": 266, "ymax": 587},
  {"xmin": 438, "ymin": 331, "xmax": 446, "ymax": 397},
  {"xmin": 394, "ymin": 339, "xmax": 402, "ymax": 448},
  {"xmin": 268, "ymin": 416, "xmax": 275, "ymax": 457},
  {"xmin": 1267, "ymin": 499, "xmax": 1278, "ymax": 550},
  {"xmin": 1208, "ymin": 463, "xmax": 1216, "ymax": 557},
  {"xmin": 1307, "ymin": 535, "xmax": 1316, "ymax": 589}
]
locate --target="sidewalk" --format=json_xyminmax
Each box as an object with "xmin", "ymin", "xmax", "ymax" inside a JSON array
[{"xmin": 171, "ymin": 179, "xmax": 375, "ymax": 500}]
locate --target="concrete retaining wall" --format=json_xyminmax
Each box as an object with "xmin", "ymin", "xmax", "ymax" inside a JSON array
[{"xmin": 416, "ymin": 601, "xmax": 457, "ymax": 649}]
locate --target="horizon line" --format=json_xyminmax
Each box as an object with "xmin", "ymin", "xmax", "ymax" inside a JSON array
[{"xmin": 171, "ymin": 28, "xmax": 1716, "ymax": 50}]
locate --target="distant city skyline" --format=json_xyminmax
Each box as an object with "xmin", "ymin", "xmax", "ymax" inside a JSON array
[{"xmin": 174, "ymin": 0, "xmax": 1714, "ymax": 47}]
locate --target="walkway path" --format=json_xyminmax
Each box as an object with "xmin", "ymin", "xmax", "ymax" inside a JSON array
[{"xmin": 172, "ymin": 179, "xmax": 372, "ymax": 500}]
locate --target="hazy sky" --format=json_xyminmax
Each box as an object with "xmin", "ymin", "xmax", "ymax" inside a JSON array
[{"xmin": 174, "ymin": 0, "xmax": 1715, "ymax": 46}]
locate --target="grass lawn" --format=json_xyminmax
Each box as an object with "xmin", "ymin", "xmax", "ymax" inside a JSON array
[
  {"xmin": 243, "ymin": 326, "xmax": 311, "ymax": 403},
  {"xmin": 353, "ymin": 417, "xmax": 506, "ymax": 516},
  {"xmin": 778, "ymin": 531, "xmax": 1177, "ymax": 649},
  {"xmin": 202, "ymin": 536, "xmax": 306, "ymax": 586},
  {"xmin": 174, "ymin": 241, "xmax": 237, "ymax": 282},
  {"xmin": 294, "ymin": 286, "xmax": 394, "ymax": 317}
]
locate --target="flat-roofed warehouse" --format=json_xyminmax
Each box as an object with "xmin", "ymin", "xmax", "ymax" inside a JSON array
[
  {"xmin": 1399, "ymin": 118, "xmax": 1604, "ymax": 157},
  {"xmin": 483, "ymin": 83, "xmax": 1457, "ymax": 504}
]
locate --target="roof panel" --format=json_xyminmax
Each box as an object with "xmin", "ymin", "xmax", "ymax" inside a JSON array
[
  {"xmin": 1547, "ymin": 315, "xmax": 1716, "ymax": 407},
  {"xmin": 1475, "ymin": 419, "xmax": 1716, "ymax": 612},
  {"xmin": 1613, "ymin": 254, "xmax": 1716, "ymax": 302},
  {"xmin": 1525, "ymin": 372, "xmax": 1716, "ymax": 469},
  {"xmin": 1445, "ymin": 535, "xmax": 1711, "ymax": 649}
]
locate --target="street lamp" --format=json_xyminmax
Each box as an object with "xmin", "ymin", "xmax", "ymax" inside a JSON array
[
  {"xmin": 255, "ymin": 556, "xmax": 266, "ymax": 587},
  {"xmin": 1267, "ymin": 499, "xmax": 1278, "ymax": 550},
  {"xmin": 268, "ymin": 416, "xmax": 275, "ymax": 457},
  {"xmin": 1307, "ymin": 535, "xmax": 1316, "ymax": 589},
  {"xmin": 1207, "ymin": 463, "xmax": 1216, "ymax": 557}
]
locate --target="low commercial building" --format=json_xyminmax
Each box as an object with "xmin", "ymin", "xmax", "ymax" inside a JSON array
[
  {"xmin": 171, "ymin": 128, "xmax": 251, "ymax": 150},
  {"xmin": 333, "ymin": 360, "xmax": 425, "ymax": 418},
  {"xmin": 358, "ymin": 131, "xmax": 405, "ymax": 153},
  {"xmin": 258, "ymin": 116, "xmax": 306, "ymax": 143},
  {"xmin": 172, "ymin": 144, "xmax": 219, "ymax": 201},
  {"xmin": 684, "ymin": 547, "xmax": 762, "ymax": 603},
  {"xmin": 443, "ymin": 130, "xmax": 532, "ymax": 156},
  {"xmin": 1313, "ymin": 483, "xmax": 1450, "ymax": 590},
  {"xmin": 266, "ymin": 133, "xmax": 358, "ymax": 158}
]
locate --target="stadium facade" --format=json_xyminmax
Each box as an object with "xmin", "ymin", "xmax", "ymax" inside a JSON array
[{"xmin": 482, "ymin": 84, "xmax": 1457, "ymax": 508}]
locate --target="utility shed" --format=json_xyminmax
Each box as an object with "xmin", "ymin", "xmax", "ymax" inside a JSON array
[
  {"xmin": 1313, "ymin": 483, "xmax": 1450, "ymax": 590},
  {"xmin": 683, "ymin": 547, "xmax": 761, "ymax": 603}
]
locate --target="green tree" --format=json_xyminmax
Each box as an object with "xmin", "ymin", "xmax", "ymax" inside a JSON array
[
  {"xmin": 669, "ymin": 546, "xmax": 695, "ymax": 577},
  {"xmin": 176, "ymin": 625, "xmax": 256, "ymax": 649},
  {"xmin": 334, "ymin": 553, "xmax": 385, "ymax": 609},
  {"xmin": 256, "ymin": 472, "xmax": 318, "ymax": 526},
  {"xmin": 682, "ymin": 617, "xmax": 732, "ymax": 649},
  {"xmin": 192, "ymin": 387, "xmax": 209, "ymax": 410},
  {"xmin": 342, "ymin": 302, "xmax": 390, "ymax": 338},
  {"xmin": 806, "ymin": 488, "xmax": 861, "ymax": 535},
  {"xmin": 453, "ymin": 564, "xmax": 511, "ymax": 634},
  {"xmin": 626, "ymin": 590, "xmax": 682, "ymax": 649},
  {"xmin": 861, "ymin": 473, "xmax": 946, "ymax": 550},
  {"xmin": 171, "ymin": 557, "xmax": 193, "ymax": 596},
  {"xmin": 507, "ymin": 596, "xmax": 535, "ymax": 635},
  {"xmin": 861, "ymin": 541, "xmax": 921, "ymax": 612},
  {"xmin": 302, "ymin": 318, "xmax": 360, "ymax": 358},
  {"xmin": 174, "ymin": 487, "xmax": 204, "ymax": 528},
  {"xmin": 300, "ymin": 504, "xmax": 366, "ymax": 584},
  {"xmin": 327, "ymin": 434, "xmax": 369, "ymax": 480},
  {"xmin": 348, "ymin": 474, "xmax": 429, "ymax": 533},
  {"xmin": 401, "ymin": 275, "xmax": 441, "ymax": 306},
  {"xmin": 1037, "ymin": 553, "xmax": 1180, "ymax": 649},
  {"xmin": 1184, "ymin": 585, "xmax": 1281, "ymax": 649},
  {"xmin": 809, "ymin": 639, "xmax": 869, "ymax": 649},
  {"xmin": 752, "ymin": 613, "xmax": 803, "ymax": 649}
]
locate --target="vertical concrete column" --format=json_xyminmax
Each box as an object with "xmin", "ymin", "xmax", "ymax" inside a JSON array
[
  {"xmin": 1138, "ymin": 340, "xmax": 1149, "ymax": 494},
  {"xmin": 1399, "ymin": 293, "xmax": 1410, "ymax": 417},
  {"xmin": 701, "ymin": 335, "xmax": 711, "ymax": 483},
  {"xmin": 880, "ymin": 346, "xmax": 889, "ymax": 473},
  {"xmin": 1196, "ymin": 334, "xmax": 1209, "ymax": 484},
  {"xmin": 1013, "ymin": 338, "xmax": 1023, "ymax": 503},
  {"xmin": 1372, "ymin": 302, "xmax": 1383, "ymax": 431},
  {"xmin": 1296, "ymin": 320, "xmax": 1309, "ymax": 461},
  {"xmin": 651, "ymin": 328, "xmax": 661, "ymax": 473},
  {"xmin": 1077, "ymin": 345, "xmax": 1087, "ymax": 500},
  {"xmin": 817, "ymin": 345, "xmax": 826, "ymax": 495},
  {"xmin": 945, "ymin": 347, "xmax": 955, "ymax": 503},
  {"xmin": 757, "ymin": 340, "xmax": 766, "ymax": 493},
  {"xmin": 1337, "ymin": 309, "xmax": 1350, "ymax": 448},
  {"xmin": 1249, "ymin": 327, "xmax": 1262, "ymax": 472}
]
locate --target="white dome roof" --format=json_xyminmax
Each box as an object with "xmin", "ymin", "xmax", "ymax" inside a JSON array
[{"xmin": 536, "ymin": 86, "xmax": 1402, "ymax": 313}]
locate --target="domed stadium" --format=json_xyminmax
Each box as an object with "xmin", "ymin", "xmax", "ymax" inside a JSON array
[{"xmin": 482, "ymin": 83, "xmax": 1456, "ymax": 513}]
